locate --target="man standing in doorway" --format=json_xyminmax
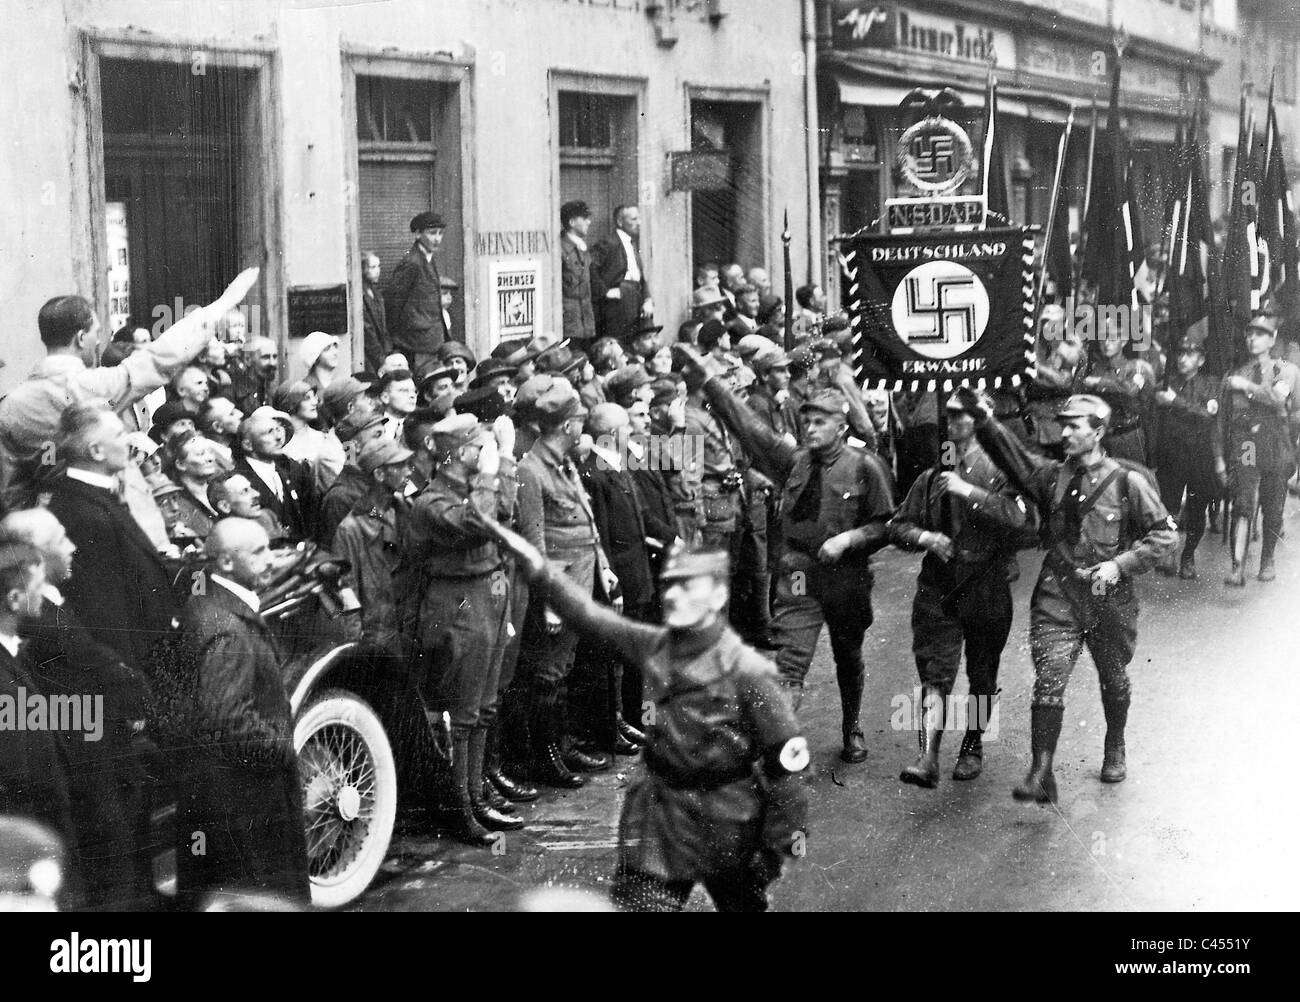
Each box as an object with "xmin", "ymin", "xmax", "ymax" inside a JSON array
[
  {"xmin": 560, "ymin": 200, "xmax": 597, "ymax": 350},
  {"xmin": 590, "ymin": 205, "xmax": 654, "ymax": 341},
  {"xmin": 387, "ymin": 211, "xmax": 449, "ymax": 376}
]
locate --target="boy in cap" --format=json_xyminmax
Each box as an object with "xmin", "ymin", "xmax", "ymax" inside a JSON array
[
  {"xmin": 888, "ymin": 392, "xmax": 1034, "ymax": 787},
  {"xmin": 954, "ymin": 387, "xmax": 1176, "ymax": 801},
  {"xmin": 1151, "ymin": 330, "xmax": 1219, "ymax": 579},
  {"xmin": 386, "ymin": 210, "xmax": 449, "ymax": 373},
  {"xmin": 485, "ymin": 525, "xmax": 809, "ymax": 913},
  {"xmin": 1215, "ymin": 314, "xmax": 1300, "ymax": 584},
  {"xmin": 514, "ymin": 381, "xmax": 620, "ymax": 785},
  {"xmin": 560, "ymin": 200, "xmax": 596, "ymax": 347},
  {"xmin": 406, "ymin": 412, "xmax": 523, "ymax": 841},
  {"xmin": 676, "ymin": 346, "xmax": 895, "ymax": 764}
]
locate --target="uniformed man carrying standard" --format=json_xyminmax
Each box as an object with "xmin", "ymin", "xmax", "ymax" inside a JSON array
[
  {"xmin": 676, "ymin": 346, "xmax": 895, "ymax": 764},
  {"xmin": 888, "ymin": 392, "xmax": 1034, "ymax": 787},
  {"xmin": 487, "ymin": 522, "xmax": 809, "ymax": 913},
  {"xmin": 954, "ymin": 388, "xmax": 1176, "ymax": 803}
]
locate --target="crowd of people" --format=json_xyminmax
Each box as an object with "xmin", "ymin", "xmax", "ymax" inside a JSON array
[{"xmin": 1, "ymin": 202, "xmax": 1298, "ymax": 912}]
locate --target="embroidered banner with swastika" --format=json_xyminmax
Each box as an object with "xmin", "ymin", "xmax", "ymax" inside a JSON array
[{"xmin": 841, "ymin": 226, "xmax": 1037, "ymax": 392}]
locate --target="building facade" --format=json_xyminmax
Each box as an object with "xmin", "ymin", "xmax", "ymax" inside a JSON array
[
  {"xmin": 0, "ymin": 0, "xmax": 819, "ymax": 395},
  {"xmin": 816, "ymin": 0, "xmax": 1300, "ymax": 307}
]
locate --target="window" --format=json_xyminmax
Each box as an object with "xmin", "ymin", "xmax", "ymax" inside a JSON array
[
  {"xmin": 357, "ymin": 77, "xmax": 434, "ymax": 144},
  {"xmin": 559, "ymin": 93, "xmax": 615, "ymax": 151}
]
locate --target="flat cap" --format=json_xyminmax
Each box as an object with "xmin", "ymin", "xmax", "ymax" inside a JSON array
[
  {"xmin": 321, "ymin": 377, "xmax": 367, "ymax": 424},
  {"xmin": 357, "ymin": 437, "xmax": 414, "ymax": 476},
  {"xmin": 336, "ymin": 411, "xmax": 385, "ymax": 444},
  {"xmin": 660, "ymin": 540, "xmax": 730, "ymax": 582},
  {"xmin": 513, "ymin": 373, "xmax": 564, "ymax": 419},
  {"xmin": 410, "ymin": 211, "xmax": 447, "ymax": 232},
  {"xmin": 1247, "ymin": 314, "xmax": 1279, "ymax": 335},
  {"xmin": 603, "ymin": 365, "xmax": 653, "ymax": 399},
  {"xmin": 788, "ymin": 344, "xmax": 817, "ymax": 372},
  {"xmin": 752, "ymin": 345, "xmax": 789, "ymax": 371},
  {"xmin": 799, "ymin": 389, "xmax": 851, "ymax": 418},
  {"xmin": 430, "ymin": 413, "xmax": 483, "ymax": 455},
  {"xmin": 1056, "ymin": 393, "xmax": 1113, "ymax": 426},
  {"xmin": 534, "ymin": 381, "xmax": 587, "ymax": 424},
  {"xmin": 735, "ymin": 333, "xmax": 775, "ymax": 361}
]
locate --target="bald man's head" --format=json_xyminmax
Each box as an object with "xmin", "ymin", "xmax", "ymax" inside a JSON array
[
  {"xmin": 585, "ymin": 402, "xmax": 630, "ymax": 440},
  {"xmin": 0, "ymin": 508, "xmax": 76, "ymax": 586},
  {"xmin": 208, "ymin": 517, "xmax": 273, "ymax": 592}
]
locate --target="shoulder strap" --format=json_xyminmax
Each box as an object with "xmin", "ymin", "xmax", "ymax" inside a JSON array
[{"xmin": 1074, "ymin": 467, "xmax": 1124, "ymax": 521}]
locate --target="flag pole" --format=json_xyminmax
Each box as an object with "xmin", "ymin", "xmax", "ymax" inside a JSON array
[
  {"xmin": 1036, "ymin": 105, "xmax": 1075, "ymax": 311},
  {"xmin": 1076, "ymin": 97, "xmax": 1098, "ymax": 288},
  {"xmin": 782, "ymin": 208, "xmax": 794, "ymax": 352}
]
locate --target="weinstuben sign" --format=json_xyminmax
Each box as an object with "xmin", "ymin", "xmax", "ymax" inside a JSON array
[{"xmin": 843, "ymin": 226, "xmax": 1037, "ymax": 390}]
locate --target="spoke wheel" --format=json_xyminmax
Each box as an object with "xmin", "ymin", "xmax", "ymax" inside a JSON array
[{"xmin": 294, "ymin": 689, "xmax": 396, "ymax": 908}]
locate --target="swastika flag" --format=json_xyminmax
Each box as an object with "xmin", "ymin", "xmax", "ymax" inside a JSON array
[{"xmin": 841, "ymin": 226, "xmax": 1036, "ymax": 392}]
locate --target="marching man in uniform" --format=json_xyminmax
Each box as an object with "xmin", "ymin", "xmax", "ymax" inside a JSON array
[
  {"xmin": 487, "ymin": 518, "xmax": 809, "ymax": 913},
  {"xmin": 888, "ymin": 392, "xmax": 1034, "ymax": 787},
  {"xmin": 954, "ymin": 387, "xmax": 1177, "ymax": 803},
  {"xmin": 1215, "ymin": 314, "xmax": 1300, "ymax": 586}
]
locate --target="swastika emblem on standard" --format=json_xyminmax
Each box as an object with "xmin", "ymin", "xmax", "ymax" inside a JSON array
[
  {"xmin": 890, "ymin": 261, "xmax": 991, "ymax": 360},
  {"xmin": 909, "ymin": 134, "xmax": 956, "ymax": 183}
]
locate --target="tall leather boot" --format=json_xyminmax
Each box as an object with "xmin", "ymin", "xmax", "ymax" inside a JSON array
[
  {"xmin": 900, "ymin": 685, "xmax": 944, "ymax": 787},
  {"xmin": 1259, "ymin": 519, "xmax": 1279, "ymax": 581},
  {"xmin": 450, "ymin": 728, "xmax": 495, "ymax": 845},
  {"xmin": 839, "ymin": 670, "xmax": 869, "ymax": 763},
  {"xmin": 469, "ymin": 727, "xmax": 524, "ymax": 831},
  {"xmin": 1100, "ymin": 693, "xmax": 1129, "ymax": 783},
  {"xmin": 1012, "ymin": 704, "xmax": 1063, "ymax": 804},
  {"xmin": 531, "ymin": 682, "xmax": 585, "ymax": 789},
  {"xmin": 560, "ymin": 679, "xmax": 611, "ymax": 773},
  {"xmin": 610, "ymin": 673, "xmax": 645, "ymax": 752},
  {"xmin": 485, "ymin": 723, "xmax": 539, "ymax": 803}
]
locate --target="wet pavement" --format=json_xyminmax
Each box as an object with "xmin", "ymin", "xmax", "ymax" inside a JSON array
[{"xmin": 355, "ymin": 503, "xmax": 1300, "ymax": 912}]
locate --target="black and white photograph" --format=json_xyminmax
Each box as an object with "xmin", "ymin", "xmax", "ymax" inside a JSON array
[{"xmin": 0, "ymin": 0, "xmax": 1293, "ymax": 973}]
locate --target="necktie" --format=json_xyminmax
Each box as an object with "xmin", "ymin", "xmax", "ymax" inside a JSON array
[{"xmin": 1062, "ymin": 465, "xmax": 1086, "ymax": 544}]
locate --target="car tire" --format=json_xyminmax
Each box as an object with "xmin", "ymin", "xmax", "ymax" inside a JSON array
[{"xmin": 295, "ymin": 688, "xmax": 397, "ymax": 909}]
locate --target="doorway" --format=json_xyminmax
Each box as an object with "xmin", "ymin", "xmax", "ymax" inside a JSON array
[
  {"xmin": 99, "ymin": 57, "xmax": 264, "ymax": 337},
  {"xmin": 689, "ymin": 98, "xmax": 766, "ymax": 274}
]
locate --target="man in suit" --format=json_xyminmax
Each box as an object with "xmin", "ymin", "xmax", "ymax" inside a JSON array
[
  {"xmin": 171, "ymin": 517, "xmax": 309, "ymax": 906},
  {"xmin": 386, "ymin": 210, "xmax": 449, "ymax": 376},
  {"xmin": 0, "ymin": 542, "xmax": 81, "ymax": 908},
  {"xmin": 45, "ymin": 401, "xmax": 180, "ymax": 674},
  {"xmin": 590, "ymin": 205, "xmax": 654, "ymax": 341},
  {"xmin": 232, "ymin": 406, "xmax": 322, "ymax": 544},
  {"xmin": 361, "ymin": 252, "xmax": 390, "ymax": 374},
  {"xmin": 576, "ymin": 403, "xmax": 652, "ymax": 756},
  {"xmin": 2, "ymin": 507, "xmax": 155, "ymax": 909},
  {"xmin": 560, "ymin": 200, "xmax": 597, "ymax": 349}
]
